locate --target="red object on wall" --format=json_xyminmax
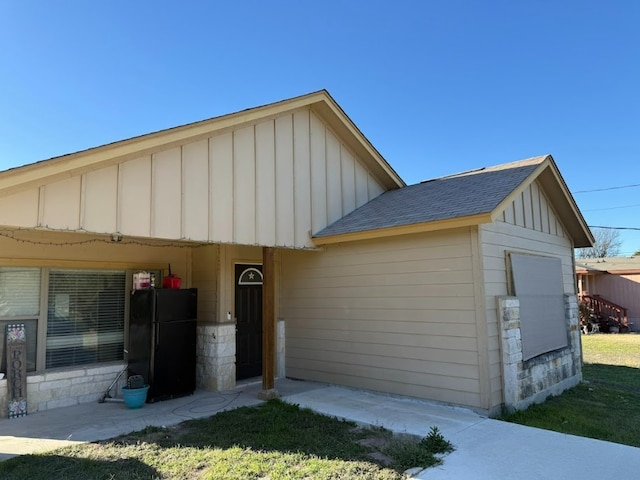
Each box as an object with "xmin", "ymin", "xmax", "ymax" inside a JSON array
[{"xmin": 162, "ymin": 275, "xmax": 182, "ymax": 289}]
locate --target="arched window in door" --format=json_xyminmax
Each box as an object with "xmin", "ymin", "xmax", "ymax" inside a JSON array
[{"xmin": 238, "ymin": 267, "xmax": 263, "ymax": 286}]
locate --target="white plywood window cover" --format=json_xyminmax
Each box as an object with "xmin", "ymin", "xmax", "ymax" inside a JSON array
[{"xmin": 510, "ymin": 253, "xmax": 568, "ymax": 361}]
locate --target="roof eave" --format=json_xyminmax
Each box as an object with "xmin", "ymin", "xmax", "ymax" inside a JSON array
[
  {"xmin": 310, "ymin": 96, "xmax": 405, "ymax": 190},
  {"xmin": 575, "ymin": 268, "xmax": 606, "ymax": 275},
  {"xmin": 577, "ymin": 267, "xmax": 640, "ymax": 275},
  {"xmin": 0, "ymin": 90, "xmax": 405, "ymax": 197},
  {"xmin": 607, "ymin": 269, "xmax": 640, "ymax": 275},
  {"xmin": 539, "ymin": 158, "xmax": 594, "ymax": 247},
  {"xmin": 490, "ymin": 155, "xmax": 594, "ymax": 248},
  {"xmin": 312, "ymin": 212, "xmax": 492, "ymax": 245}
]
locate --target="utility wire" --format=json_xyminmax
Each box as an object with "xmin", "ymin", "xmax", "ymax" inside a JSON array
[
  {"xmin": 574, "ymin": 183, "xmax": 640, "ymax": 194},
  {"xmin": 582, "ymin": 203, "xmax": 640, "ymax": 212},
  {"xmin": 589, "ymin": 225, "xmax": 640, "ymax": 231}
]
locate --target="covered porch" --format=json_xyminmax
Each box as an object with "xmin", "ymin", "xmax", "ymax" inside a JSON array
[
  {"xmin": 0, "ymin": 227, "xmax": 291, "ymax": 418},
  {"xmin": 0, "ymin": 91, "xmax": 399, "ymax": 418}
]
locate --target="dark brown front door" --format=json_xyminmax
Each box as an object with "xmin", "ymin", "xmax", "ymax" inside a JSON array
[{"xmin": 235, "ymin": 264, "xmax": 263, "ymax": 380}]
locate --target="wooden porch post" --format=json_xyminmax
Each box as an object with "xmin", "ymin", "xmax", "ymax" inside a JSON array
[{"xmin": 259, "ymin": 246, "xmax": 279, "ymax": 399}]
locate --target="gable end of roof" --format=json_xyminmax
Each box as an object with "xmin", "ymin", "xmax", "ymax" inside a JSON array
[{"xmin": 0, "ymin": 90, "xmax": 404, "ymax": 198}]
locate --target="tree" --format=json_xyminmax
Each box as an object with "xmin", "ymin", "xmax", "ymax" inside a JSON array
[
  {"xmin": 577, "ymin": 228, "xmax": 622, "ymax": 258},
  {"xmin": 634, "ymin": 249, "xmax": 640, "ymax": 257}
]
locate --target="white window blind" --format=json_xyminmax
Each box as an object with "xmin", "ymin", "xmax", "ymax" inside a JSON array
[
  {"xmin": 0, "ymin": 267, "xmax": 40, "ymax": 373},
  {"xmin": 46, "ymin": 269, "xmax": 126, "ymax": 369},
  {"xmin": 0, "ymin": 266, "xmax": 40, "ymax": 317}
]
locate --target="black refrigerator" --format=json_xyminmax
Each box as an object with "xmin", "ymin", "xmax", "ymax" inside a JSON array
[{"xmin": 128, "ymin": 288, "xmax": 197, "ymax": 402}]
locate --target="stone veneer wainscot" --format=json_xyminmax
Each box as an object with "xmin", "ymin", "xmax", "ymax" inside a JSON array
[
  {"xmin": 0, "ymin": 363, "xmax": 126, "ymax": 418},
  {"xmin": 498, "ymin": 294, "xmax": 582, "ymax": 413}
]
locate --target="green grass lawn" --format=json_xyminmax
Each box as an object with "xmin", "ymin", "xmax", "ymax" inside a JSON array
[
  {"xmin": 0, "ymin": 400, "xmax": 452, "ymax": 480},
  {"xmin": 502, "ymin": 333, "xmax": 640, "ymax": 447},
  {"xmin": 582, "ymin": 334, "xmax": 640, "ymax": 368}
]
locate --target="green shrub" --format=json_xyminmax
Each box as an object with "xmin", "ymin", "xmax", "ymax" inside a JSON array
[{"xmin": 419, "ymin": 427, "xmax": 454, "ymax": 454}]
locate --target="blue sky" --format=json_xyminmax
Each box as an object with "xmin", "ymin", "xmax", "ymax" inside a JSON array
[{"xmin": 1, "ymin": 1, "xmax": 639, "ymax": 253}]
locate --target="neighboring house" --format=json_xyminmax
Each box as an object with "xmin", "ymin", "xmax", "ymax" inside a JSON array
[
  {"xmin": 0, "ymin": 90, "xmax": 592, "ymax": 418},
  {"xmin": 576, "ymin": 257, "xmax": 640, "ymax": 332}
]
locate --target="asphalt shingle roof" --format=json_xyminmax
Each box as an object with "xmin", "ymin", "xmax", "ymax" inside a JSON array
[
  {"xmin": 576, "ymin": 257, "xmax": 640, "ymax": 273},
  {"xmin": 315, "ymin": 157, "xmax": 545, "ymax": 238}
]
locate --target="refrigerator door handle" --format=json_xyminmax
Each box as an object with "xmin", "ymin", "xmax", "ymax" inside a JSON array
[{"xmin": 154, "ymin": 322, "xmax": 160, "ymax": 350}]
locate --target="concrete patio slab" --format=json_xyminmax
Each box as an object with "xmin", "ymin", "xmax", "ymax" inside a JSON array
[
  {"xmin": 1, "ymin": 378, "xmax": 639, "ymax": 480},
  {"xmin": 0, "ymin": 378, "xmax": 323, "ymax": 461}
]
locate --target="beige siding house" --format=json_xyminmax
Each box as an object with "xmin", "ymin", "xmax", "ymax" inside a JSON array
[{"xmin": 0, "ymin": 91, "xmax": 592, "ymax": 418}]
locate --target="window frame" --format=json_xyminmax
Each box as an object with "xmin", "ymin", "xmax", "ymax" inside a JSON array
[
  {"xmin": 0, "ymin": 266, "xmax": 43, "ymax": 373},
  {"xmin": 0, "ymin": 263, "xmax": 164, "ymax": 373},
  {"xmin": 44, "ymin": 268, "xmax": 128, "ymax": 369}
]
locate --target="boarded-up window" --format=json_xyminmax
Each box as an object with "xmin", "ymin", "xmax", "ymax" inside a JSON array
[{"xmin": 510, "ymin": 253, "xmax": 567, "ymax": 360}]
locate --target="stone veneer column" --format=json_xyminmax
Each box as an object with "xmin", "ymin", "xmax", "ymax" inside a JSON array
[
  {"xmin": 0, "ymin": 378, "xmax": 7, "ymax": 417},
  {"xmin": 565, "ymin": 294, "xmax": 582, "ymax": 374},
  {"xmin": 276, "ymin": 319, "xmax": 285, "ymax": 378},
  {"xmin": 498, "ymin": 297, "xmax": 522, "ymax": 411},
  {"xmin": 196, "ymin": 324, "xmax": 236, "ymax": 391}
]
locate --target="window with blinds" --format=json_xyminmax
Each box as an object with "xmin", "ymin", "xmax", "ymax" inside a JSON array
[
  {"xmin": 0, "ymin": 266, "xmax": 40, "ymax": 373},
  {"xmin": 46, "ymin": 270, "xmax": 126, "ymax": 369}
]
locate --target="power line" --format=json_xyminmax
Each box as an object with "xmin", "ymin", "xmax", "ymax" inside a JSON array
[
  {"xmin": 574, "ymin": 183, "xmax": 640, "ymax": 194},
  {"xmin": 589, "ymin": 225, "xmax": 640, "ymax": 231},
  {"xmin": 582, "ymin": 203, "xmax": 640, "ymax": 212}
]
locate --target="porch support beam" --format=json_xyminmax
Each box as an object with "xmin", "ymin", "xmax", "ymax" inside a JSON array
[{"xmin": 259, "ymin": 246, "xmax": 279, "ymax": 399}]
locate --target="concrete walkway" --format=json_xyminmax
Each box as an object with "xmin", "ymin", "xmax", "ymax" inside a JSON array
[
  {"xmin": 285, "ymin": 385, "xmax": 640, "ymax": 479},
  {"xmin": 1, "ymin": 378, "xmax": 639, "ymax": 479}
]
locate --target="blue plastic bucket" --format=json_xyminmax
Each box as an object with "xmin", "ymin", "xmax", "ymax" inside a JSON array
[{"xmin": 122, "ymin": 385, "xmax": 149, "ymax": 409}]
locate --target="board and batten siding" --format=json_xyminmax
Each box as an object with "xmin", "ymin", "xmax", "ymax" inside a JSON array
[
  {"xmin": 481, "ymin": 180, "xmax": 575, "ymax": 409},
  {"xmin": 0, "ymin": 110, "xmax": 386, "ymax": 250},
  {"xmin": 280, "ymin": 228, "xmax": 485, "ymax": 409},
  {"xmin": 191, "ymin": 245, "xmax": 219, "ymax": 324}
]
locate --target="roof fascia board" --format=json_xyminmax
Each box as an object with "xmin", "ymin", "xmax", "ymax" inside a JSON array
[
  {"xmin": 577, "ymin": 266, "xmax": 640, "ymax": 275},
  {"xmin": 0, "ymin": 92, "xmax": 327, "ymax": 196},
  {"xmin": 310, "ymin": 98, "xmax": 405, "ymax": 190},
  {"xmin": 490, "ymin": 156, "xmax": 594, "ymax": 248},
  {"xmin": 1, "ymin": 90, "xmax": 405, "ymax": 196},
  {"xmin": 537, "ymin": 161, "xmax": 594, "ymax": 247},
  {"xmin": 312, "ymin": 212, "xmax": 491, "ymax": 245}
]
